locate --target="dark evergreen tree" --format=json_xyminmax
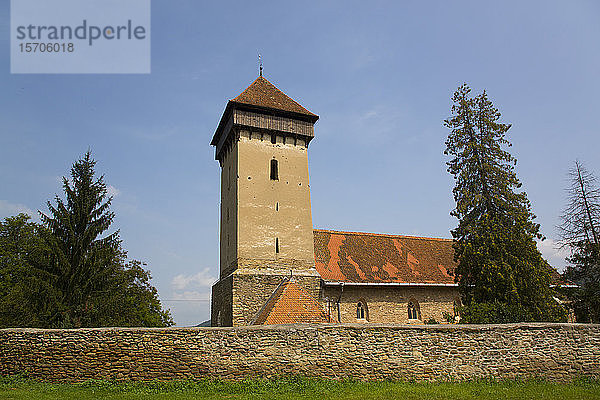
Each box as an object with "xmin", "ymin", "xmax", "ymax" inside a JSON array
[
  {"xmin": 0, "ymin": 151, "xmax": 173, "ymax": 328},
  {"xmin": 444, "ymin": 84, "xmax": 566, "ymax": 322},
  {"xmin": 559, "ymin": 161, "xmax": 600, "ymax": 322},
  {"xmin": 40, "ymin": 151, "xmax": 122, "ymax": 326}
]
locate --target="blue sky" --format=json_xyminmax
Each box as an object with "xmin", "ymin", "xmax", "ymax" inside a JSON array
[{"xmin": 1, "ymin": 1, "xmax": 599, "ymax": 326}]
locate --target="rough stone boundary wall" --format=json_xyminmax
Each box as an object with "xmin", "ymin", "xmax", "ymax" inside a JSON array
[{"xmin": 0, "ymin": 323, "xmax": 599, "ymax": 382}]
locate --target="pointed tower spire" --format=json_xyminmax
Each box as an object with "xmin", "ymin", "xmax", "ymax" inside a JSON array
[{"xmin": 258, "ymin": 54, "xmax": 263, "ymax": 77}]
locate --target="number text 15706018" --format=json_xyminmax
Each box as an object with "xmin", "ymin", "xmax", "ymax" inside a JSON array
[{"xmin": 19, "ymin": 43, "xmax": 74, "ymax": 53}]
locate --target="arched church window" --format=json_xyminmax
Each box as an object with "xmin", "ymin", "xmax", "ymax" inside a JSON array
[
  {"xmin": 270, "ymin": 159, "xmax": 279, "ymax": 180},
  {"xmin": 408, "ymin": 301, "xmax": 420, "ymax": 320},
  {"xmin": 356, "ymin": 302, "xmax": 366, "ymax": 320}
]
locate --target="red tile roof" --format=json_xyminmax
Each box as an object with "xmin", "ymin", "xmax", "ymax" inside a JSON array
[
  {"xmin": 313, "ymin": 229, "xmax": 565, "ymax": 286},
  {"xmin": 231, "ymin": 76, "xmax": 318, "ymax": 119},
  {"xmin": 254, "ymin": 279, "xmax": 333, "ymax": 325},
  {"xmin": 314, "ymin": 229, "xmax": 457, "ymax": 285}
]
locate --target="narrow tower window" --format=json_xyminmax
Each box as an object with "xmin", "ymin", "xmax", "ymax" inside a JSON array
[
  {"xmin": 271, "ymin": 134, "xmax": 276, "ymax": 144},
  {"xmin": 270, "ymin": 159, "xmax": 279, "ymax": 181},
  {"xmin": 276, "ymin": 202, "xmax": 279, "ymax": 211},
  {"xmin": 275, "ymin": 237, "xmax": 280, "ymax": 254}
]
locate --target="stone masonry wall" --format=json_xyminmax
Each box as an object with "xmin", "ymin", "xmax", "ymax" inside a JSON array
[
  {"xmin": 323, "ymin": 286, "xmax": 460, "ymax": 324},
  {"xmin": 211, "ymin": 274, "xmax": 233, "ymax": 327},
  {"xmin": 0, "ymin": 323, "xmax": 599, "ymax": 382}
]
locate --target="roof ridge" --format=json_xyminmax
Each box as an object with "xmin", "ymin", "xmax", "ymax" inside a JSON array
[{"xmin": 313, "ymin": 228, "xmax": 453, "ymax": 242}]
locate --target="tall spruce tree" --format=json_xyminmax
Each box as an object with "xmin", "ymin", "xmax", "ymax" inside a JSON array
[
  {"xmin": 40, "ymin": 152, "xmax": 120, "ymax": 326},
  {"xmin": 444, "ymin": 84, "xmax": 565, "ymax": 322},
  {"xmin": 37, "ymin": 151, "xmax": 172, "ymax": 327},
  {"xmin": 559, "ymin": 161, "xmax": 600, "ymax": 322}
]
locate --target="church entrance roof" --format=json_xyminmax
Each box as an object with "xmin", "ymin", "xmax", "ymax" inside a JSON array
[{"xmin": 253, "ymin": 278, "xmax": 333, "ymax": 325}]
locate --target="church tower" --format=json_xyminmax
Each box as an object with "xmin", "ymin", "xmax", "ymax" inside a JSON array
[{"xmin": 210, "ymin": 76, "xmax": 321, "ymax": 326}]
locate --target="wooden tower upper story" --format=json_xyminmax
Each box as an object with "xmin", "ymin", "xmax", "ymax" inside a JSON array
[{"xmin": 210, "ymin": 76, "xmax": 319, "ymax": 279}]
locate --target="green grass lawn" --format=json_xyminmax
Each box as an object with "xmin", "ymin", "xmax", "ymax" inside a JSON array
[{"xmin": 1, "ymin": 376, "xmax": 599, "ymax": 400}]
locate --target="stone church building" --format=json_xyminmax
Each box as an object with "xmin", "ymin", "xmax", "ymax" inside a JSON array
[{"xmin": 210, "ymin": 75, "xmax": 464, "ymax": 327}]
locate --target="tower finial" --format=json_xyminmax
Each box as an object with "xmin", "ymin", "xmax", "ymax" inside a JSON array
[{"xmin": 258, "ymin": 54, "xmax": 263, "ymax": 77}]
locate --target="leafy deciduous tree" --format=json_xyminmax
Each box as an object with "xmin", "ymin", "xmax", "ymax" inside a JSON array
[{"xmin": 0, "ymin": 214, "xmax": 62, "ymax": 327}]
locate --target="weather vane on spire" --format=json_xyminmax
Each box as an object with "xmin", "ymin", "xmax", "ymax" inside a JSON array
[{"xmin": 258, "ymin": 54, "xmax": 263, "ymax": 77}]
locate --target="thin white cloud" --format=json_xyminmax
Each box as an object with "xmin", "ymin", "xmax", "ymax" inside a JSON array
[
  {"xmin": 537, "ymin": 238, "xmax": 569, "ymax": 272},
  {"xmin": 107, "ymin": 185, "xmax": 120, "ymax": 197},
  {"xmin": 359, "ymin": 109, "xmax": 379, "ymax": 120},
  {"xmin": 168, "ymin": 268, "xmax": 216, "ymax": 318},
  {"xmin": 0, "ymin": 200, "xmax": 34, "ymax": 218},
  {"xmin": 171, "ymin": 268, "xmax": 216, "ymax": 291},
  {"xmin": 171, "ymin": 291, "xmax": 211, "ymax": 301},
  {"xmin": 326, "ymin": 104, "xmax": 412, "ymax": 145}
]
